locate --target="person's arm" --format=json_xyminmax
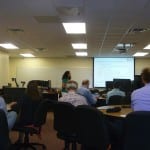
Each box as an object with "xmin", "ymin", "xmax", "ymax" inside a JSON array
[
  {"xmin": 86, "ymin": 90, "xmax": 97, "ymax": 105},
  {"xmin": 131, "ymin": 91, "xmax": 135, "ymax": 111},
  {"xmin": 106, "ymin": 92, "xmax": 110, "ymax": 105},
  {"xmin": 0, "ymin": 97, "xmax": 8, "ymax": 114},
  {"xmin": 7, "ymin": 101, "xmax": 17, "ymax": 111}
]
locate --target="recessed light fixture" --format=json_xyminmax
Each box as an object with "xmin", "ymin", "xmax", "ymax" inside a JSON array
[
  {"xmin": 133, "ymin": 52, "xmax": 149, "ymax": 57},
  {"xmin": 0, "ymin": 43, "xmax": 19, "ymax": 49},
  {"xmin": 75, "ymin": 51, "xmax": 88, "ymax": 56},
  {"xmin": 143, "ymin": 44, "xmax": 150, "ymax": 49},
  {"xmin": 62, "ymin": 22, "xmax": 86, "ymax": 34},
  {"xmin": 72, "ymin": 43, "xmax": 87, "ymax": 49},
  {"xmin": 20, "ymin": 53, "xmax": 35, "ymax": 57}
]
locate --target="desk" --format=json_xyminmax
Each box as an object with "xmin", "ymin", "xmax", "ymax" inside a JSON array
[{"xmin": 97, "ymin": 105, "xmax": 132, "ymax": 118}]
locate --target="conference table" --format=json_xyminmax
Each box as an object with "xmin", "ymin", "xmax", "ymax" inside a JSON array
[{"xmin": 97, "ymin": 105, "xmax": 132, "ymax": 118}]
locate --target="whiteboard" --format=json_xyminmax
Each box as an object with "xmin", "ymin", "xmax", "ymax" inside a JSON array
[{"xmin": 16, "ymin": 67, "xmax": 92, "ymax": 88}]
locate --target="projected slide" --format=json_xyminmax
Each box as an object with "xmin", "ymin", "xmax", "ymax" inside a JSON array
[{"xmin": 94, "ymin": 58, "xmax": 134, "ymax": 87}]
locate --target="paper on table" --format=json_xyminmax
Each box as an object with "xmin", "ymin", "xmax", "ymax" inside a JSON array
[
  {"xmin": 97, "ymin": 106, "xmax": 115, "ymax": 110},
  {"xmin": 120, "ymin": 114, "xmax": 126, "ymax": 117}
]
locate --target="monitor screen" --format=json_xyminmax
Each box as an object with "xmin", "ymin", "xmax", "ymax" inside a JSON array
[
  {"xmin": 133, "ymin": 75, "xmax": 144, "ymax": 90},
  {"xmin": 113, "ymin": 78, "xmax": 132, "ymax": 93},
  {"xmin": 2, "ymin": 87, "xmax": 26, "ymax": 103},
  {"xmin": 93, "ymin": 57, "xmax": 134, "ymax": 87}
]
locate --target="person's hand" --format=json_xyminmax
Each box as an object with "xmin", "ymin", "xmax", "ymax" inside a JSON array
[{"xmin": 8, "ymin": 101, "xmax": 17, "ymax": 108}]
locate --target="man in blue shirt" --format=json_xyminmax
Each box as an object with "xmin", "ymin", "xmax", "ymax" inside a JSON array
[
  {"xmin": 77, "ymin": 80, "xmax": 97, "ymax": 105},
  {"xmin": 106, "ymin": 81, "xmax": 125, "ymax": 104},
  {"xmin": 131, "ymin": 67, "xmax": 150, "ymax": 111}
]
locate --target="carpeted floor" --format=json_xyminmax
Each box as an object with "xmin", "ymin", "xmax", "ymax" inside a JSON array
[{"xmin": 10, "ymin": 112, "xmax": 81, "ymax": 150}]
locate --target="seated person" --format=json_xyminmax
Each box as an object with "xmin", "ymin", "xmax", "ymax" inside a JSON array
[
  {"xmin": 0, "ymin": 96, "xmax": 17, "ymax": 130},
  {"xmin": 131, "ymin": 67, "xmax": 150, "ymax": 111},
  {"xmin": 77, "ymin": 79, "xmax": 97, "ymax": 105},
  {"xmin": 15, "ymin": 80, "xmax": 42, "ymax": 143},
  {"xmin": 106, "ymin": 81, "xmax": 125, "ymax": 104},
  {"xmin": 59, "ymin": 80, "xmax": 88, "ymax": 106}
]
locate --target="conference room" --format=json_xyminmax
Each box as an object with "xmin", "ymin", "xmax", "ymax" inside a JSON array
[{"xmin": 0, "ymin": 0, "xmax": 150, "ymax": 149}]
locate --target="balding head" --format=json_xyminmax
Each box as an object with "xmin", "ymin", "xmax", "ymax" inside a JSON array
[
  {"xmin": 66, "ymin": 80, "xmax": 78, "ymax": 91},
  {"xmin": 141, "ymin": 67, "xmax": 150, "ymax": 84},
  {"xmin": 82, "ymin": 79, "xmax": 89, "ymax": 88}
]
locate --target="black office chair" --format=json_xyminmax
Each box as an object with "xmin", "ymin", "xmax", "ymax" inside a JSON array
[
  {"xmin": 13, "ymin": 100, "xmax": 49, "ymax": 150},
  {"xmin": 108, "ymin": 95, "xmax": 123, "ymax": 105},
  {"xmin": 75, "ymin": 105, "xmax": 110, "ymax": 150},
  {"xmin": 123, "ymin": 111, "xmax": 150, "ymax": 150},
  {"xmin": 53, "ymin": 101, "xmax": 77, "ymax": 150},
  {"xmin": 0, "ymin": 109, "xmax": 11, "ymax": 150}
]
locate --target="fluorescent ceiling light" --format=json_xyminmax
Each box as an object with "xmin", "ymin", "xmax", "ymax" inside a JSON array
[
  {"xmin": 72, "ymin": 43, "xmax": 87, "ymax": 49},
  {"xmin": 62, "ymin": 23, "xmax": 86, "ymax": 34},
  {"xmin": 133, "ymin": 52, "xmax": 149, "ymax": 57},
  {"xmin": 144, "ymin": 44, "xmax": 150, "ymax": 49},
  {"xmin": 0, "ymin": 43, "xmax": 19, "ymax": 49},
  {"xmin": 20, "ymin": 53, "xmax": 35, "ymax": 57},
  {"xmin": 75, "ymin": 51, "xmax": 88, "ymax": 56}
]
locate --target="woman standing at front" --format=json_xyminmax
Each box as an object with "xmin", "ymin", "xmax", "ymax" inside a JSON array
[{"xmin": 61, "ymin": 71, "xmax": 71, "ymax": 93}]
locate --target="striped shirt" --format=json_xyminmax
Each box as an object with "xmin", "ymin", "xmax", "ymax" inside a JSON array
[{"xmin": 59, "ymin": 91, "xmax": 88, "ymax": 106}]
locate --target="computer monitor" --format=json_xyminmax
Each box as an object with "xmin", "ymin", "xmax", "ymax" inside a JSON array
[
  {"xmin": 113, "ymin": 79, "xmax": 132, "ymax": 94},
  {"xmin": 2, "ymin": 87, "xmax": 26, "ymax": 103},
  {"xmin": 133, "ymin": 75, "xmax": 144, "ymax": 90},
  {"xmin": 105, "ymin": 81, "xmax": 113, "ymax": 91}
]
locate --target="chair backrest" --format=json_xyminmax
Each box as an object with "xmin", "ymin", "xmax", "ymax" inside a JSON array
[
  {"xmin": 33, "ymin": 100, "xmax": 49, "ymax": 127},
  {"xmin": 53, "ymin": 101, "xmax": 76, "ymax": 134},
  {"xmin": 108, "ymin": 95, "xmax": 123, "ymax": 105},
  {"xmin": 75, "ymin": 105, "xmax": 110, "ymax": 150},
  {"xmin": 123, "ymin": 111, "xmax": 150, "ymax": 150},
  {"xmin": 42, "ymin": 93, "xmax": 58, "ymax": 101},
  {"xmin": 0, "ymin": 109, "xmax": 11, "ymax": 150}
]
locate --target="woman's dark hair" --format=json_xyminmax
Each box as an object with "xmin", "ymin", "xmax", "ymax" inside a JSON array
[
  {"xmin": 26, "ymin": 80, "xmax": 41, "ymax": 100},
  {"xmin": 141, "ymin": 68, "xmax": 150, "ymax": 83},
  {"xmin": 62, "ymin": 71, "xmax": 71, "ymax": 80}
]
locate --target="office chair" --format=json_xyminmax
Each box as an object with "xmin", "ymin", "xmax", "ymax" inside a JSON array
[
  {"xmin": 108, "ymin": 95, "xmax": 123, "ymax": 105},
  {"xmin": 123, "ymin": 111, "xmax": 150, "ymax": 150},
  {"xmin": 0, "ymin": 109, "xmax": 11, "ymax": 150},
  {"xmin": 53, "ymin": 101, "xmax": 77, "ymax": 150},
  {"xmin": 13, "ymin": 100, "xmax": 49, "ymax": 150},
  {"xmin": 75, "ymin": 105, "xmax": 110, "ymax": 150},
  {"xmin": 42, "ymin": 93, "xmax": 59, "ymax": 101}
]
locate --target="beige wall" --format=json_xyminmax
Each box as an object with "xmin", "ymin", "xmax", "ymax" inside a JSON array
[
  {"xmin": 9, "ymin": 57, "xmax": 92, "ymax": 88},
  {"xmin": 0, "ymin": 53, "xmax": 9, "ymax": 88},
  {"xmin": 135, "ymin": 58, "xmax": 150, "ymax": 74},
  {"xmin": 6, "ymin": 57, "xmax": 150, "ymax": 88}
]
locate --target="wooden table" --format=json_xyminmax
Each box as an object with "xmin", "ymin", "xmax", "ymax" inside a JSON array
[{"xmin": 97, "ymin": 105, "xmax": 132, "ymax": 118}]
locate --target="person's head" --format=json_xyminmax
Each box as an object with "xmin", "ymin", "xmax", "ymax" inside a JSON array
[
  {"xmin": 26, "ymin": 80, "xmax": 41, "ymax": 100},
  {"xmin": 66, "ymin": 80, "xmax": 78, "ymax": 91},
  {"xmin": 82, "ymin": 80, "xmax": 90, "ymax": 88},
  {"xmin": 113, "ymin": 81, "xmax": 120, "ymax": 89},
  {"xmin": 141, "ymin": 67, "xmax": 150, "ymax": 84},
  {"xmin": 62, "ymin": 71, "xmax": 71, "ymax": 80}
]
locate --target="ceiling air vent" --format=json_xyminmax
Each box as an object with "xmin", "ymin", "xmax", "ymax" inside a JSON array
[
  {"xmin": 56, "ymin": 7, "xmax": 81, "ymax": 16},
  {"xmin": 128, "ymin": 27, "xmax": 150, "ymax": 33}
]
